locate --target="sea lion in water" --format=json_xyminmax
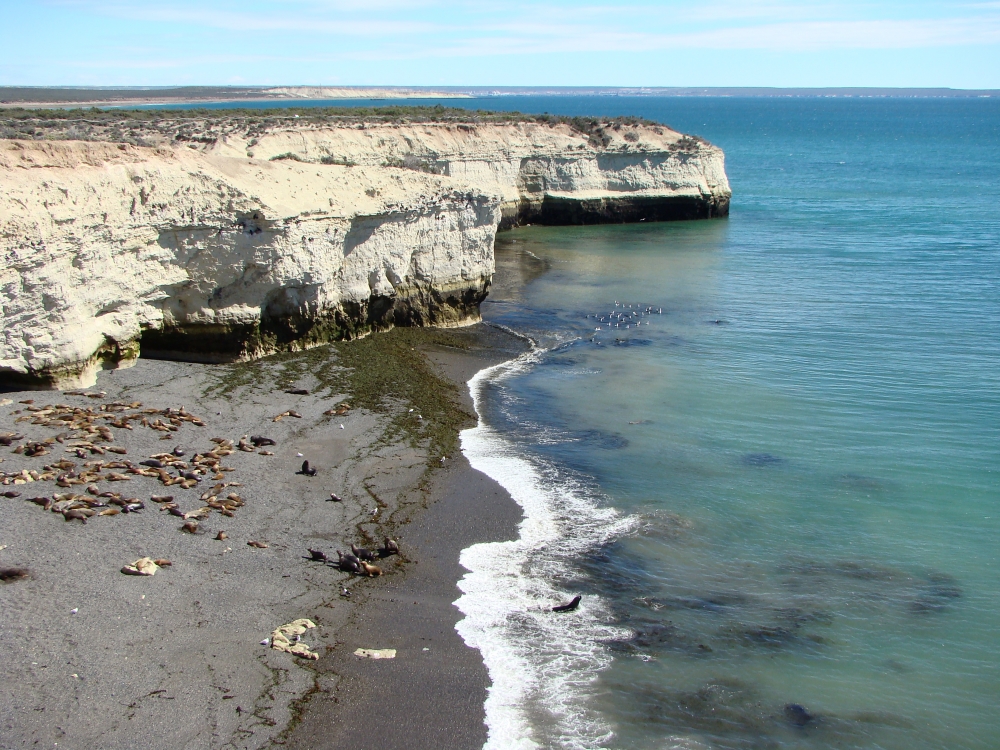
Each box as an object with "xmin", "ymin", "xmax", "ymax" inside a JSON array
[
  {"xmin": 552, "ymin": 595, "xmax": 582, "ymax": 613},
  {"xmin": 351, "ymin": 544, "xmax": 375, "ymax": 562}
]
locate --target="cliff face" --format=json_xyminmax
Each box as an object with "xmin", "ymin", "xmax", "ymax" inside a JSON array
[
  {"xmin": 235, "ymin": 121, "xmax": 730, "ymax": 227},
  {"xmin": 0, "ymin": 121, "xmax": 730, "ymax": 388}
]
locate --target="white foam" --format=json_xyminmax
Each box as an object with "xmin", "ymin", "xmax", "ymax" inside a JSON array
[{"xmin": 455, "ymin": 350, "xmax": 637, "ymax": 749}]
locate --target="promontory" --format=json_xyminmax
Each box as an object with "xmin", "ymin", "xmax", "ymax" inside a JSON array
[{"xmin": 0, "ymin": 107, "xmax": 731, "ymax": 388}]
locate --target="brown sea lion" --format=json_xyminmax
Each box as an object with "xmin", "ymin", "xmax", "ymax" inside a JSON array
[{"xmin": 359, "ymin": 561, "xmax": 383, "ymax": 577}]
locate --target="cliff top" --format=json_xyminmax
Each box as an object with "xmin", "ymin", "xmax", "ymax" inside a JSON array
[{"xmin": 0, "ymin": 105, "xmax": 706, "ymax": 152}]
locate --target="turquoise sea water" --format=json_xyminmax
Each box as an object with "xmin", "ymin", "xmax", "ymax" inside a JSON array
[
  {"xmin": 454, "ymin": 97, "xmax": 1000, "ymax": 749},
  {"xmin": 156, "ymin": 94, "xmax": 1000, "ymax": 746}
]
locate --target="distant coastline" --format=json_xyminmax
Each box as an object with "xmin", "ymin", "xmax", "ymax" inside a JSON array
[{"xmin": 1, "ymin": 85, "xmax": 996, "ymax": 109}]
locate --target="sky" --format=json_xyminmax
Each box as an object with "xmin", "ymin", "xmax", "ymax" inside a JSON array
[{"xmin": 1, "ymin": 1, "xmax": 998, "ymax": 89}]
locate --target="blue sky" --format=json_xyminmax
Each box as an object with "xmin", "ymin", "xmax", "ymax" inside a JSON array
[{"xmin": 2, "ymin": 1, "xmax": 998, "ymax": 88}]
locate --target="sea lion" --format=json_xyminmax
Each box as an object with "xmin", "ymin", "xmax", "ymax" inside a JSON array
[
  {"xmin": 285, "ymin": 388, "xmax": 309, "ymax": 395},
  {"xmin": 328, "ymin": 492, "xmax": 342, "ymax": 502},
  {"xmin": 215, "ymin": 531, "xmax": 228, "ymax": 541},
  {"xmin": 0, "ymin": 567, "xmax": 30, "ymax": 582},
  {"xmin": 1, "ymin": 491, "xmax": 21, "ymax": 498},
  {"xmin": 382, "ymin": 537, "xmax": 400, "ymax": 556},
  {"xmin": 299, "ymin": 460, "xmax": 317, "ymax": 477},
  {"xmin": 337, "ymin": 550, "xmax": 362, "ymax": 574},
  {"xmin": 351, "ymin": 544, "xmax": 375, "ymax": 562},
  {"xmin": 359, "ymin": 561, "xmax": 382, "ymax": 577},
  {"xmin": 552, "ymin": 595, "xmax": 582, "ymax": 613},
  {"xmin": 247, "ymin": 540, "xmax": 269, "ymax": 549},
  {"xmin": 250, "ymin": 436, "xmax": 276, "ymax": 447},
  {"xmin": 308, "ymin": 549, "xmax": 328, "ymax": 562},
  {"xmin": 181, "ymin": 520, "xmax": 199, "ymax": 533}
]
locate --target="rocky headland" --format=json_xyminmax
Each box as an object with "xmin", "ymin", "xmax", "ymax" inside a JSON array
[{"xmin": 0, "ymin": 107, "xmax": 730, "ymax": 389}]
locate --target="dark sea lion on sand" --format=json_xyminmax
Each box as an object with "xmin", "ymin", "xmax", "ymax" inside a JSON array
[
  {"xmin": 553, "ymin": 595, "xmax": 582, "ymax": 613},
  {"xmin": 337, "ymin": 550, "xmax": 362, "ymax": 573},
  {"xmin": 298, "ymin": 460, "xmax": 317, "ymax": 477},
  {"xmin": 308, "ymin": 549, "xmax": 328, "ymax": 562},
  {"xmin": 381, "ymin": 537, "xmax": 399, "ymax": 556},
  {"xmin": 351, "ymin": 543, "xmax": 375, "ymax": 562},
  {"xmin": 0, "ymin": 567, "xmax": 30, "ymax": 583}
]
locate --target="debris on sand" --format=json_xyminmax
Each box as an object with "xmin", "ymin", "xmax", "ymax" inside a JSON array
[
  {"xmin": 270, "ymin": 619, "xmax": 319, "ymax": 660},
  {"xmin": 353, "ymin": 648, "xmax": 395, "ymax": 659},
  {"xmin": 120, "ymin": 557, "xmax": 161, "ymax": 576}
]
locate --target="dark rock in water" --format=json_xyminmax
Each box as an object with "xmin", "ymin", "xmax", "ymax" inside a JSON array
[
  {"xmin": 784, "ymin": 703, "xmax": 815, "ymax": 727},
  {"xmin": 575, "ymin": 429, "xmax": 629, "ymax": 450},
  {"xmin": 662, "ymin": 679, "xmax": 772, "ymax": 735},
  {"xmin": 911, "ymin": 574, "xmax": 962, "ymax": 614},
  {"xmin": 742, "ymin": 452, "xmax": 783, "ymax": 467},
  {"xmin": 833, "ymin": 473, "xmax": 888, "ymax": 493},
  {"xmin": 925, "ymin": 572, "xmax": 962, "ymax": 599},
  {"xmin": 612, "ymin": 337, "xmax": 652, "ymax": 347}
]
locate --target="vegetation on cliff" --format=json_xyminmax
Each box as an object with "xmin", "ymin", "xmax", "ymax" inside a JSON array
[{"xmin": 0, "ymin": 105, "xmax": 689, "ymax": 150}]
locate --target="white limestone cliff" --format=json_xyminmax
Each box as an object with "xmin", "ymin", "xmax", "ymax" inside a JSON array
[{"xmin": 0, "ymin": 121, "xmax": 730, "ymax": 388}]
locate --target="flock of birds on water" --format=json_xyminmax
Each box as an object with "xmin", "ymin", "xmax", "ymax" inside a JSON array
[{"xmin": 585, "ymin": 301, "xmax": 663, "ymax": 343}]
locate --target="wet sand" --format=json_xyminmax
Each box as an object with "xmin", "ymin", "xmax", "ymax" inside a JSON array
[
  {"xmin": 284, "ymin": 327, "xmax": 526, "ymax": 750},
  {"xmin": 0, "ymin": 323, "xmax": 526, "ymax": 749}
]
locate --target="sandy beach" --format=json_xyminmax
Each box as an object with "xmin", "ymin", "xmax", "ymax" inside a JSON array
[{"xmin": 0, "ymin": 323, "xmax": 527, "ymax": 749}]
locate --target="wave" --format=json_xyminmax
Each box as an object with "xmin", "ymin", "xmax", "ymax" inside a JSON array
[{"xmin": 454, "ymin": 348, "xmax": 638, "ymax": 749}]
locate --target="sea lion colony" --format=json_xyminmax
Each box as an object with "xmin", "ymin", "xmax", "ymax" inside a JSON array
[{"xmin": 0, "ymin": 391, "xmax": 392, "ymax": 581}]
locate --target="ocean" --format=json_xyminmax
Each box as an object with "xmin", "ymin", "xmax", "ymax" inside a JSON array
[
  {"xmin": 448, "ymin": 97, "xmax": 1000, "ymax": 749},
  {"xmin": 149, "ymin": 94, "xmax": 999, "ymax": 747}
]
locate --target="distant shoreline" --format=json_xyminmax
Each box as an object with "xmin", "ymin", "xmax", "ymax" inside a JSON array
[{"xmin": 1, "ymin": 85, "xmax": 996, "ymax": 109}]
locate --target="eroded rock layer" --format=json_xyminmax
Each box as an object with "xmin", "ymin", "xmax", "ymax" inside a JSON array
[{"xmin": 1, "ymin": 120, "xmax": 730, "ymax": 388}]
